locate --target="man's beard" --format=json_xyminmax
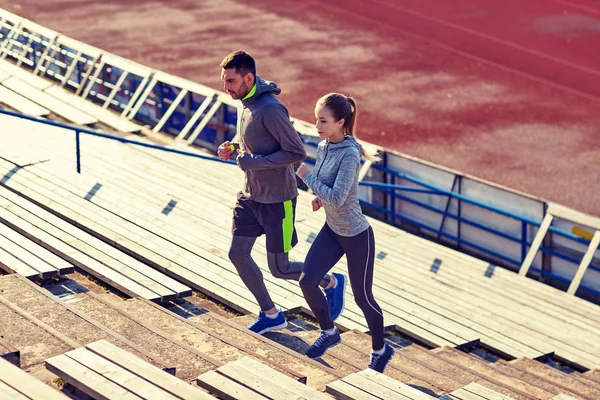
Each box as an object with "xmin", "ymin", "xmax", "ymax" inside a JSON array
[{"xmin": 233, "ymin": 81, "xmax": 250, "ymax": 99}]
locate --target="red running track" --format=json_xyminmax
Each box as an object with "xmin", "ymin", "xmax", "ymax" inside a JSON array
[
  {"xmin": 331, "ymin": 0, "xmax": 600, "ymax": 99},
  {"xmin": 1, "ymin": 0, "xmax": 599, "ymax": 216}
]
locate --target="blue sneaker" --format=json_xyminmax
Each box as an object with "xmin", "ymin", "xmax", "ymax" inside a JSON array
[
  {"xmin": 247, "ymin": 310, "xmax": 288, "ymax": 334},
  {"xmin": 306, "ymin": 328, "xmax": 341, "ymax": 359},
  {"xmin": 324, "ymin": 273, "xmax": 347, "ymax": 321},
  {"xmin": 368, "ymin": 343, "xmax": 395, "ymax": 373}
]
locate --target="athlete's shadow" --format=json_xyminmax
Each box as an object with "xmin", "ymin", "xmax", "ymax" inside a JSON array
[{"xmin": 263, "ymin": 331, "xmax": 335, "ymax": 369}]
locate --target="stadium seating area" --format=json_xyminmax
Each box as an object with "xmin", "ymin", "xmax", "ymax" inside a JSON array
[{"xmin": 1, "ymin": 10, "xmax": 600, "ymax": 400}]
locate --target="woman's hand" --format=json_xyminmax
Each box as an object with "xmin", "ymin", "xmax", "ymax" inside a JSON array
[
  {"xmin": 296, "ymin": 162, "xmax": 311, "ymax": 180},
  {"xmin": 312, "ymin": 197, "xmax": 323, "ymax": 212}
]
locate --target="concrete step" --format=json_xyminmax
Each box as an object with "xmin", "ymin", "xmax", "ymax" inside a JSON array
[
  {"xmin": 298, "ymin": 329, "xmax": 448, "ymax": 397},
  {"xmin": 176, "ymin": 306, "xmax": 344, "ymax": 391},
  {"xmin": 65, "ymin": 291, "xmax": 219, "ymax": 381},
  {"xmin": 581, "ymin": 369, "xmax": 600, "ymax": 384},
  {"xmin": 510, "ymin": 358, "xmax": 600, "ymax": 399},
  {"xmin": 0, "ymin": 336, "xmax": 20, "ymax": 367},
  {"xmin": 432, "ymin": 346, "xmax": 552, "ymax": 400},
  {"xmin": 0, "ymin": 274, "xmax": 170, "ymax": 373},
  {"xmin": 340, "ymin": 330, "xmax": 464, "ymax": 393},
  {"xmin": 119, "ymin": 297, "xmax": 312, "ymax": 383},
  {"xmin": 231, "ymin": 313, "xmax": 360, "ymax": 377}
]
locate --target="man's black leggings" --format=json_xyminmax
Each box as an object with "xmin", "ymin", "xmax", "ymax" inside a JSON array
[{"xmin": 299, "ymin": 223, "xmax": 385, "ymax": 350}]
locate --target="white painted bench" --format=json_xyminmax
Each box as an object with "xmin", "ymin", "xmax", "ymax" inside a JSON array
[
  {"xmin": 45, "ymin": 85, "xmax": 141, "ymax": 133},
  {"xmin": 0, "ymin": 85, "xmax": 50, "ymax": 117},
  {"xmin": 0, "ymin": 220, "xmax": 74, "ymax": 279},
  {"xmin": 0, "ymin": 59, "xmax": 54, "ymax": 90},
  {"xmin": 2, "ymin": 77, "xmax": 97, "ymax": 125}
]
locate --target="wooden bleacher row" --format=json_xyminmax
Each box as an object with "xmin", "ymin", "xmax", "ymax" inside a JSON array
[
  {"xmin": 0, "ymin": 222, "xmax": 597, "ymax": 399},
  {"xmin": 2, "ymin": 271, "xmax": 593, "ymax": 400},
  {"xmin": 0, "ymin": 218, "xmax": 74, "ymax": 279},
  {"xmin": 3, "ymin": 120, "xmax": 600, "ymax": 371},
  {"xmin": 0, "ymin": 272, "xmax": 345, "ymax": 392},
  {"xmin": 1, "ymin": 118, "xmax": 594, "ymax": 372}
]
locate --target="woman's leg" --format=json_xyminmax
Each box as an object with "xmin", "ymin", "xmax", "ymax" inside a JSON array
[
  {"xmin": 299, "ymin": 224, "xmax": 344, "ymax": 331},
  {"xmin": 339, "ymin": 226, "xmax": 385, "ymax": 350}
]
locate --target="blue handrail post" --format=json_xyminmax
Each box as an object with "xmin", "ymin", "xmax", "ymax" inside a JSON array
[
  {"xmin": 390, "ymin": 174, "xmax": 396, "ymax": 226},
  {"xmin": 521, "ymin": 220, "xmax": 527, "ymax": 263},
  {"xmin": 75, "ymin": 130, "xmax": 81, "ymax": 174}
]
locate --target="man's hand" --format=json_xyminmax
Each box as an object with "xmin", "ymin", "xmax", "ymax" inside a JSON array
[
  {"xmin": 296, "ymin": 162, "xmax": 311, "ymax": 180},
  {"xmin": 217, "ymin": 141, "xmax": 235, "ymax": 161},
  {"xmin": 312, "ymin": 197, "xmax": 323, "ymax": 212}
]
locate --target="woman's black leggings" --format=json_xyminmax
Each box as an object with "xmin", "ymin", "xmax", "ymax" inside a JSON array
[{"xmin": 299, "ymin": 224, "xmax": 385, "ymax": 350}]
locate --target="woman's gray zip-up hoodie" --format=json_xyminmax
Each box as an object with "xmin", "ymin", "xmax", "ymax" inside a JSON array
[{"xmin": 302, "ymin": 136, "xmax": 370, "ymax": 237}]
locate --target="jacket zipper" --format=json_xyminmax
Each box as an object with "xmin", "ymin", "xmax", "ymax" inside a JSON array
[{"xmin": 315, "ymin": 141, "xmax": 329, "ymax": 178}]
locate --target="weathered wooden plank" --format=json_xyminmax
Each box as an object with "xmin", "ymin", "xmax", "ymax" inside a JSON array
[
  {"xmin": 227, "ymin": 357, "xmax": 330, "ymax": 400},
  {"xmin": 463, "ymin": 382, "xmax": 517, "ymax": 400},
  {"xmin": 45, "ymin": 354, "xmax": 143, "ymax": 400},
  {"xmin": 0, "ymin": 85, "xmax": 50, "ymax": 116},
  {"xmin": 86, "ymin": 340, "xmax": 212, "ymax": 400},
  {"xmin": 326, "ymin": 380, "xmax": 383, "ymax": 400},
  {"xmin": 65, "ymin": 348, "xmax": 180, "ymax": 400},
  {"xmin": 0, "ymin": 381, "xmax": 29, "ymax": 400},
  {"xmin": 341, "ymin": 373, "xmax": 410, "ymax": 400},
  {"xmin": 0, "ymin": 357, "xmax": 69, "ymax": 399},
  {"xmin": 3, "ymin": 77, "xmax": 97, "ymax": 125},
  {"xmin": 357, "ymin": 369, "xmax": 438, "ymax": 400},
  {"xmin": 197, "ymin": 370, "xmax": 268, "ymax": 400}
]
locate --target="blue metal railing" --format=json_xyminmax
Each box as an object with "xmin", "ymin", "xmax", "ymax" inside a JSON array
[
  {"xmin": 0, "ymin": 108, "xmax": 236, "ymax": 173},
  {"xmin": 359, "ymin": 163, "xmax": 600, "ymax": 297},
  {"xmin": 3, "ymin": 107, "xmax": 598, "ymax": 297}
]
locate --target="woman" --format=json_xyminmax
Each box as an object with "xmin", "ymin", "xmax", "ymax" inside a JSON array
[{"xmin": 296, "ymin": 93, "xmax": 394, "ymax": 373}]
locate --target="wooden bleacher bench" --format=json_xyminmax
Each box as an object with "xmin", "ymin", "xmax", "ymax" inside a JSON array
[
  {"xmin": 46, "ymin": 339, "xmax": 213, "ymax": 400},
  {"xmin": 552, "ymin": 395, "xmax": 577, "ymax": 400},
  {"xmin": 0, "ymin": 336, "xmax": 19, "ymax": 367},
  {"xmin": 0, "ymin": 182, "xmax": 192, "ymax": 302},
  {"xmin": 197, "ymin": 356, "xmax": 330, "ymax": 400},
  {"xmin": 0, "ymin": 85, "xmax": 50, "ymax": 117},
  {"xmin": 2, "ymin": 77, "xmax": 97, "ymax": 125},
  {"xmin": 441, "ymin": 382, "xmax": 516, "ymax": 400},
  {"xmin": 0, "ymin": 357, "xmax": 70, "ymax": 399},
  {"xmin": 44, "ymin": 85, "xmax": 142, "ymax": 133},
  {"xmin": 326, "ymin": 368, "xmax": 437, "ymax": 400},
  {"xmin": 0, "ymin": 59, "xmax": 54, "ymax": 91},
  {"xmin": 0, "ymin": 221, "xmax": 74, "ymax": 279}
]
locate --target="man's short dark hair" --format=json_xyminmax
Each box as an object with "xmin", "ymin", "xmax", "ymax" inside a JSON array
[{"xmin": 220, "ymin": 51, "xmax": 256, "ymax": 77}]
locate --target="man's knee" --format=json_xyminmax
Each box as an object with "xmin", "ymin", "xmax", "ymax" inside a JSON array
[
  {"xmin": 228, "ymin": 244, "xmax": 248, "ymax": 266},
  {"xmin": 267, "ymin": 254, "xmax": 289, "ymax": 278}
]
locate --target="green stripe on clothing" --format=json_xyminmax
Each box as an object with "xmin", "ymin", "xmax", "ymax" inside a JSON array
[
  {"xmin": 242, "ymin": 83, "xmax": 257, "ymax": 100},
  {"xmin": 282, "ymin": 200, "xmax": 294, "ymax": 253}
]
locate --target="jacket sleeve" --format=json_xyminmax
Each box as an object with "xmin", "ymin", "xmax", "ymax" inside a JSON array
[
  {"xmin": 236, "ymin": 104, "xmax": 306, "ymax": 171},
  {"xmin": 303, "ymin": 150, "xmax": 360, "ymax": 208}
]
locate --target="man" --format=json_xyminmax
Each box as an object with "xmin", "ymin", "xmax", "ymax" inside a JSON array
[{"xmin": 217, "ymin": 51, "xmax": 347, "ymax": 334}]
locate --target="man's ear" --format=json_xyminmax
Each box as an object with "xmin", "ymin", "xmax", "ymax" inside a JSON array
[{"xmin": 244, "ymin": 72, "xmax": 254, "ymax": 86}]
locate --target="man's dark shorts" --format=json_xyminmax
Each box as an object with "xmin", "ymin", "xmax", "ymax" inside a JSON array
[{"xmin": 232, "ymin": 192, "xmax": 298, "ymax": 253}]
